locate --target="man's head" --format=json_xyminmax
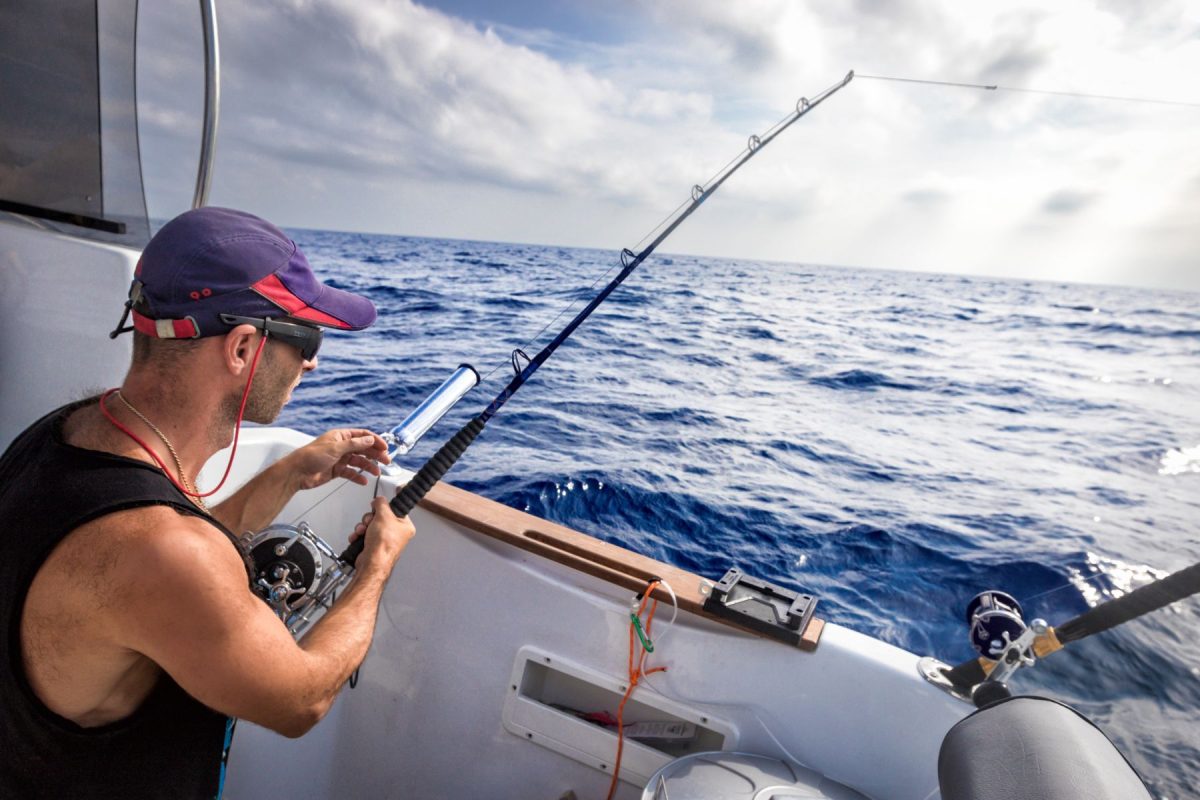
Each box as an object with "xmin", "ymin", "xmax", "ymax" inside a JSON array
[{"xmin": 114, "ymin": 207, "xmax": 376, "ymax": 422}]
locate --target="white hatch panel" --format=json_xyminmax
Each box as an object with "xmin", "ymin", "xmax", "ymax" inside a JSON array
[{"xmin": 503, "ymin": 646, "xmax": 736, "ymax": 788}]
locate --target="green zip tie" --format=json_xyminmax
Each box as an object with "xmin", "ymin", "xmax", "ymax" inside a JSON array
[{"xmin": 631, "ymin": 613, "xmax": 655, "ymax": 653}]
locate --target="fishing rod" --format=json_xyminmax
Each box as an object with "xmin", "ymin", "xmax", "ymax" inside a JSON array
[
  {"xmin": 921, "ymin": 561, "xmax": 1200, "ymax": 706},
  {"xmin": 244, "ymin": 71, "xmax": 857, "ymax": 636},
  {"xmin": 343, "ymin": 70, "xmax": 856, "ymax": 561}
]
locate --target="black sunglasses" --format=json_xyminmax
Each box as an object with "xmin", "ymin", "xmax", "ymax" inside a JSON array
[{"xmin": 219, "ymin": 314, "xmax": 323, "ymax": 361}]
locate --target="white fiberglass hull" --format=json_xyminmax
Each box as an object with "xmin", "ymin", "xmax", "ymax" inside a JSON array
[{"xmin": 217, "ymin": 430, "xmax": 968, "ymax": 800}]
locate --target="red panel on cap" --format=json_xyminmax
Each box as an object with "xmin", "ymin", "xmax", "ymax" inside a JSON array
[
  {"xmin": 251, "ymin": 273, "xmax": 351, "ymax": 329},
  {"xmin": 131, "ymin": 311, "xmax": 198, "ymax": 339},
  {"xmin": 132, "ymin": 313, "xmax": 156, "ymax": 336}
]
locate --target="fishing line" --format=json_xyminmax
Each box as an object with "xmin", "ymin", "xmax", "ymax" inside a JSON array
[
  {"xmin": 631, "ymin": 196, "xmax": 694, "ymax": 255},
  {"xmin": 478, "ymin": 257, "xmax": 624, "ymax": 386},
  {"xmin": 856, "ymin": 73, "xmax": 1200, "ymax": 108},
  {"xmin": 282, "ymin": 67, "xmax": 1190, "ymax": 528},
  {"xmin": 1018, "ymin": 564, "xmax": 1163, "ymax": 606},
  {"xmin": 286, "ymin": 477, "xmax": 357, "ymax": 526}
]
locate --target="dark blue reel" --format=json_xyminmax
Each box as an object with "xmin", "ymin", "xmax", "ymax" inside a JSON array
[{"xmin": 966, "ymin": 590, "xmax": 1026, "ymax": 659}]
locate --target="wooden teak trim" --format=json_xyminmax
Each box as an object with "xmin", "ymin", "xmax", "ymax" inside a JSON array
[{"xmin": 419, "ymin": 480, "xmax": 823, "ymax": 651}]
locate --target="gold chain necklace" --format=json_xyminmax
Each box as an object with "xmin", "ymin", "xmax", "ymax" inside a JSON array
[{"xmin": 115, "ymin": 390, "xmax": 208, "ymax": 511}]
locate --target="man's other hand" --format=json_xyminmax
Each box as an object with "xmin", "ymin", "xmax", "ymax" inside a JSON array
[{"xmin": 289, "ymin": 429, "xmax": 391, "ymax": 490}]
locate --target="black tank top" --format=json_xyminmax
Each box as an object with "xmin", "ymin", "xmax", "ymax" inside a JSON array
[{"xmin": 0, "ymin": 400, "xmax": 253, "ymax": 799}]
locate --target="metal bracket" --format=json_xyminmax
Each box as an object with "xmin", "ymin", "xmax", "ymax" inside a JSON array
[
  {"xmin": 920, "ymin": 618, "xmax": 1049, "ymax": 703},
  {"xmin": 917, "ymin": 657, "xmax": 973, "ymax": 703},
  {"xmin": 701, "ymin": 568, "xmax": 817, "ymax": 647},
  {"xmin": 987, "ymin": 618, "xmax": 1047, "ymax": 685}
]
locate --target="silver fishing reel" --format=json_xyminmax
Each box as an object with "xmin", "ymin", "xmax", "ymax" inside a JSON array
[{"xmin": 244, "ymin": 522, "xmax": 354, "ymax": 638}]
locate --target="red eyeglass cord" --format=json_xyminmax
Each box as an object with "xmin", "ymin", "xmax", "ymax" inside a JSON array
[{"xmin": 99, "ymin": 333, "xmax": 268, "ymax": 503}]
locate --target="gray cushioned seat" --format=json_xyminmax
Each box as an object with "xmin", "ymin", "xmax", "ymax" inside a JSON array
[{"xmin": 939, "ymin": 695, "xmax": 1151, "ymax": 800}]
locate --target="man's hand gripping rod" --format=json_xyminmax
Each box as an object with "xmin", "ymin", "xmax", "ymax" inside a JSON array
[{"xmin": 339, "ymin": 414, "xmax": 485, "ymax": 566}]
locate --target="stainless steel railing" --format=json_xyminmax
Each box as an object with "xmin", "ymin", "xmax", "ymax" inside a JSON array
[{"xmin": 192, "ymin": 0, "xmax": 220, "ymax": 208}]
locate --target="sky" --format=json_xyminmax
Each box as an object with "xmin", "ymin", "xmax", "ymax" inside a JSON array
[{"xmin": 136, "ymin": 0, "xmax": 1200, "ymax": 291}]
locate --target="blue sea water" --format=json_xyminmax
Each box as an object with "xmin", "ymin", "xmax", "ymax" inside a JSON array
[{"xmin": 278, "ymin": 230, "xmax": 1200, "ymax": 798}]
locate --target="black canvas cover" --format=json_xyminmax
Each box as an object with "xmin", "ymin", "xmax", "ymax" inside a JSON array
[{"xmin": 939, "ymin": 695, "xmax": 1151, "ymax": 800}]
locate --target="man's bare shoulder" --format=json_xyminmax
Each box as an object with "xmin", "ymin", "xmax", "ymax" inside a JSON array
[
  {"xmin": 70, "ymin": 502, "xmax": 226, "ymax": 546},
  {"xmin": 22, "ymin": 495, "xmax": 258, "ymax": 724},
  {"xmin": 94, "ymin": 505, "xmax": 245, "ymax": 579},
  {"xmin": 48, "ymin": 505, "xmax": 245, "ymax": 607}
]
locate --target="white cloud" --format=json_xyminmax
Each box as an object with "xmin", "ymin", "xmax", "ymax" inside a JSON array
[
  {"xmin": 136, "ymin": 0, "xmax": 1200, "ymax": 290},
  {"xmin": 621, "ymin": 0, "xmax": 1200, "ymax": 288}
]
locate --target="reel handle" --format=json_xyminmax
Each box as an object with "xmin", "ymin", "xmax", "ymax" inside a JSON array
[{"xmin": 339, "ymin": 414, "xmax": 487, "ymax": 567}]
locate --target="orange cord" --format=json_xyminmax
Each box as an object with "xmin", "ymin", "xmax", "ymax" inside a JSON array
[{"xmin": 605, "ymin": 581, "xmax": 668, "ymax": 800}]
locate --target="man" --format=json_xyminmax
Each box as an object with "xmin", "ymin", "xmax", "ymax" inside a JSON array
[{"xmin": 0, "ymin": 207, "xmax": 413, "ymax": 798}]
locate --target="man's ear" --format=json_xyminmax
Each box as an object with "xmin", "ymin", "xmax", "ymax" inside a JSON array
[{"xmin": 222, "ymin": 324, "xmax": 261, "ymax": 375}]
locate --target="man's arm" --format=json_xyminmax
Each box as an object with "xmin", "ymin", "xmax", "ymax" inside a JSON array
[
  {"xmin": 112, "ymin": 496, "xmax": 412, "ymax": 737},
  {"xmin": 211, "ymin": 429, "xmax": 390, "ymax": 534}
]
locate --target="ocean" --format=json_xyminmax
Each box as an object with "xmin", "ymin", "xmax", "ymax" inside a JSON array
[{"xmin": 278, "ymin": 229, "xmax": 1200, "ymax": 797}]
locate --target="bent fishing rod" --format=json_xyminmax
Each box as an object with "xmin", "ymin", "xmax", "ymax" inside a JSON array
[
  {"xmin": 348, "ymin": 70, "xmax": 855, "ymax": 561},
  {"xmin": 243, "ymin": 71, "xmax": 856, "ymax": 635}
]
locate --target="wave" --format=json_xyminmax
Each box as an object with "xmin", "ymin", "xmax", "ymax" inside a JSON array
[{"xmin": 810, "ymin": 369, "xmax": 921, "ymax": 391}]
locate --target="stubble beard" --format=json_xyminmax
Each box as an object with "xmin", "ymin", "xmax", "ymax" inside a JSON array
[{"xmin": 221, "ymin": 344, "xmax": 300, "ymax": 427}]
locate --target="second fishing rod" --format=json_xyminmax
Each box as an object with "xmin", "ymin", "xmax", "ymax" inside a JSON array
[{"xmin": 339, "ymin": 70, "xmax": 856, "ymax": 567}]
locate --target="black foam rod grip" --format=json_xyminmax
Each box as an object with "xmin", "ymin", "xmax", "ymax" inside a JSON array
[
  {"xmin": 1056, "ymin": 560, "xmax": 1200, "ymax": 644},
  {"xmin": 339, "ymin": 415, "xmax": 487, "ymax": 567}
]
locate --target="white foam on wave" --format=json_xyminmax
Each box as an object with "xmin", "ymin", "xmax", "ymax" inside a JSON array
[{"xmin": 1159, "ymin": 445, "xmax": 1200, "ymax": 476}]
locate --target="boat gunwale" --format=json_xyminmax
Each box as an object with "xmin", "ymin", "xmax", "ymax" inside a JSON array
[{"xmin": 417, "ymin": 479, "xmax": 825, "ymax": 650}]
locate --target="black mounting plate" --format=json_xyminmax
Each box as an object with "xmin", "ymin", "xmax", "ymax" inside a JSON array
[{"xmin": 702, "ymin": 568, "xmax": 818, "ymax": 647}]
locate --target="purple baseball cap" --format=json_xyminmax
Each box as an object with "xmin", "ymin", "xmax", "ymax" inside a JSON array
[{"xmin": 111, "ymin": 207, "xmax": 376, "ymax": 340}]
